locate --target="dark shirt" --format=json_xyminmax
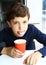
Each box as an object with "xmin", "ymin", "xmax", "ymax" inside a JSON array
[{"xmin": 0, "ymin": 24, "xmax": 46, "ymax": 56}]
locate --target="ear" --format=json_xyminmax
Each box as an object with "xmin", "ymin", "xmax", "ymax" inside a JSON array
[{"xmin": 7, "ymin": 21, "xmax": 11, "ymax": 27}]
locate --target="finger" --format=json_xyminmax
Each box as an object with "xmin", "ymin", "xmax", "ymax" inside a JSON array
[
  {"xmin": 29, "ymin": 55, "xmax": 37, "ymax": 65},
  {"xmin": 11, "ymin": 51, "xmax": 23, "ymax": 58},
  {"xmin": 13, "ymin": 48, "xmax": 23, "ymax": 55},
  {"xmin": 29, "ymin": 52, "xmax": 41, "ymax": 65},
  {"xmin": 13, "ymin": 54, "xmax": 23, "ymax": 58},
  {"xmin": 33, "ymin": 56, "xmax": 40, "ymax": 64},
  {"xmin": 23, "ymin": 55, "xmax": 31, "ymax": 65},
  {"xmin": 15, "ymin": 48, "xmax": 23, "ymax": 54},
  {"xmin": 23, "ymin": 54, "xmax": 32, "ymax": 64},
  {"xmin": 30, "ymin": 55, "xmax": 35, "ymax": 65},
  {"xmin": 11, "ymin": 48, "xmax": 23, "ymax": 58},
  {"xmin": 33, "ymin": 58, "xmax": 37, "ymax": 65},
  {"xmin": 26, "ymin": 56, "xmax": 31, "ymax": 64},
  {"xmin": 29, "ymin": 54, "xmax": 38, "ymax": 65},
  {"xmin": 23, "ymin": 56, "xmax": 28, "ymax": 64}
]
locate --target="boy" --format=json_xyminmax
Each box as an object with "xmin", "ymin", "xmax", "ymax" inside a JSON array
[{"xmin": 0, "ymin": 2, "xmax": 46, "ymax": 65}]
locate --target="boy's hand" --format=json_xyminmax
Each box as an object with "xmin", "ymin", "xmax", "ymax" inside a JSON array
[
  {"xmin": 10, "ymin": 47, "xmax": 23, "ymax": 58},
  {"xmin": 23, "ymin": 51, "xmax": 42, "ymax": 65},
  {"xmin": 1, "ymin": 47, "xmax": 23, "ymax": 58}
]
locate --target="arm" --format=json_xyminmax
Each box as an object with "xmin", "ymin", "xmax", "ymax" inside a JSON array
[
  {"xmin": 23, "ymin": 51, "xmax": 42, "ymax": 65},
  {"xmin": 0, "ymin": 30, "xmax": 6, "ymax": 55},
  {"xmin": 33, "ymin": 25, "xmax": 46, "ymax": 45},
  {"xmin": 1, "ymin": 47, "xmax": 23, "ymax": 58},
  {"xmin": 23, "ymin": 25, "xmax": 46, "ymax": 65},
  {"xmin": 32, "ymin": 25, "xmax": 46, "ymax": 56},
  {"xmin": 1, "ymin": 47, "xmax": 12, "ymax": 55}
]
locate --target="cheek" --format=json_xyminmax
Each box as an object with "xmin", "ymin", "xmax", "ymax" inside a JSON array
[
  {"xmin": 11, "ymin": 26, "xmax": 18, "ymax": 32},
  {"xmin": 12, "ymin": 28, "xmax": 18, "ymax": 35},
  {"xmin": 13, "ymin": 27, "xmax": 18, "ymax": 32},
  {"xmin": 24, "ymin": 25, "xmax": 28, "ymax": 30},
  {"xmin": 12, "ymin": 25, "xmax": 18, "ymax": 29}
]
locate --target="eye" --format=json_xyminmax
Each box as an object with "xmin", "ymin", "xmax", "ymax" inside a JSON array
[
  {"xmin": 23, "ymin": 21, "xmax": 27, "ymax": 24},
  {"xmin": 14, "ymin": 21, "xmax": 19, "ymax": 24}
]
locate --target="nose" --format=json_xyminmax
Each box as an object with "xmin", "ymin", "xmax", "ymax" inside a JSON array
[{"xmin": 19, "ymin": 23, "xmax": 23, "ymax": 30}]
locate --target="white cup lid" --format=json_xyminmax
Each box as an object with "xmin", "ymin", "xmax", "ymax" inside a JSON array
[{"xmin": 14, "ymin": 39, "xmax": 26, "ymax": 44}]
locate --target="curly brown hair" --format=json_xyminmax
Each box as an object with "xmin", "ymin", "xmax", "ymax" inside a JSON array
[{"xmin": 4, "ymin": 2, "xmax": 30, "ymax": 21}]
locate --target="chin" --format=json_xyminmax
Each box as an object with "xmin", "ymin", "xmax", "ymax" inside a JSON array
[
  {"xmin": 18, "ymin": 35, "xmax": 24, "ymax": 37},
  {"xmin": 17, "ymin": 34, "xmax": 24, "ymax": 37}
]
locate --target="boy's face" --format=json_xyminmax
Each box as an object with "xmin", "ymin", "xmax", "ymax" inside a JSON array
[{"xmin": 7, "ymin": 15, "xmax": 29, "ymax": 37}]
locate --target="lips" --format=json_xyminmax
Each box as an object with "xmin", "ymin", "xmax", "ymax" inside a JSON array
[{"xmin": 17, "ymin": 31, "xmax": 25, "ymax": 35}]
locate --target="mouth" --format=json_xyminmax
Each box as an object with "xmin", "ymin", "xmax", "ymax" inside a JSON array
[{"xmin": 17, "ymin": 31, "xmax": 25, "ymax": 35}]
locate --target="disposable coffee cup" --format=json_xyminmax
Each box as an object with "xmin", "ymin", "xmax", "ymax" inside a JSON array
[{"xmin": 14, "ymin": 39, "xmax": 26, "ymax": 53}]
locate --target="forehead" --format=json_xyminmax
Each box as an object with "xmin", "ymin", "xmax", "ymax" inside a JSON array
[{"xmin": 12, "ymin": 15, "xmax": 28, "ymax": 22}]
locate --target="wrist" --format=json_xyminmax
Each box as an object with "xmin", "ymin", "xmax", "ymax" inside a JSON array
[
  {"xmin": 7, "ymin": 47, "xmax": 13, "ymax": 56},
  {"xmin": 0, "ymin": 47, "xmax": 4, "ymax": 55},
  {"xmin": 34, "ymin": 51, "xmax": 42, "ymax": 57},
  {"xmin": 1, "ymin": 47, "xmax": 8, "ymax": 54},
  {"xmin": 1, "ymin": 47, "xmax": 13, "ymax": 56}
]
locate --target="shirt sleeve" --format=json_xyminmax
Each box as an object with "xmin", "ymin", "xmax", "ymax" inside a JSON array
[
  {"xmin": 32, "ymin": 25, "xmax": 46, "ymax": 46},
  {"xmin": 0, "ymin": 30, "xmax": 5, "ymax": 53},
  {"xmin": 0, "ymin": 30, "xmax": 4, "ymax": 42},
  {"xmin": 31, "ymin": 25, "xmax": 46, "ymax": 56},
  {"xmin": 38, "ymin": 46, "xmax": 46, "ymax": 57}
]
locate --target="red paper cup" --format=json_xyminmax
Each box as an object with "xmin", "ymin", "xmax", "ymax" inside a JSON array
[{"xmin": 14, "ymin": 39, "xmax": 26, "ymax": 53}]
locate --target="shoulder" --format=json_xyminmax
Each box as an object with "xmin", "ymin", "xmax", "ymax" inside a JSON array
[
  {"xmin": 0, "ymin": 27, "xmax": 12, "ymax": 34},
  {"xmin": 28, "ymin": 24, "xmax": 40, "ymax": 33},
  {"xmin": 28, "ymin": 24, "xmax": 36, "ymax": 30},
  {"xmin": 28, "ymin": 24, "xmax": 35, "ymax": 28}
]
